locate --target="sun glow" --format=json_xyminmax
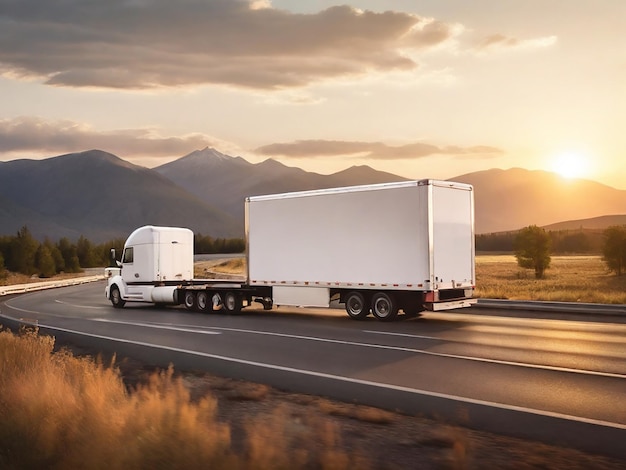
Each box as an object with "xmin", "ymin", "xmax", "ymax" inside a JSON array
[{"xmin": 550, "ymin": 151, "xmax": 591, "ymax": 179}]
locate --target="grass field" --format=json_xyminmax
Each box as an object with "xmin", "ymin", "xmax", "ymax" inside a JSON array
[
  {"xmin": 199, "ymin": 255, "xmax": 626, "ymax": 305},
  {"xmin": 476, "ymin": 255, "xmax": 626, "ymax": 304}
]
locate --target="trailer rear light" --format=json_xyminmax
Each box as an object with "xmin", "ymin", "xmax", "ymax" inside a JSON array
[{"xmin": 424, "ymin": 291, "xmax": 436, "ymax": 302}]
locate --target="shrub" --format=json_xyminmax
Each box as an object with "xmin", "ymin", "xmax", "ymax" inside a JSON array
[
  {"xmin": 0, "ymin": 328, "xmax": 362, "ymax": 470},
  {"xmin": 514, "ymin": 225, "xmax": 551, "ymax": 279},
  {"xmin": 602, "ymin": 225, "xmax": 626, "ymax": 275}
]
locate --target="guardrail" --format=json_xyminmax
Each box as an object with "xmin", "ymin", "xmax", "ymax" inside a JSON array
[
  {"xmin": 476, "ymin": 298, "xmax": 626, "ymax": 316},
  {"xmin": 0, "ymin": 275, "xmax": 105, "ymax": 296}
]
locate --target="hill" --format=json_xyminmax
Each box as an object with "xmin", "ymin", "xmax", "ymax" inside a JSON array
[
  {"xmin": 543, "ymin": 214, "xmax": 626, "ymax": 231},
  {"xmin": 2, "ymin": 148, "xmax": 625, "ymax": 241},
  {"xmin": 452, "ymin": 168, "xmax": 626, "ymax": 233},
  {"xmin": 158, "ymin": 152, "xmax": 626, "ymax": 234},
  {"xmin": 0, "ymin": 150, "xmax": 239, "ymax": 242},
  {"xmin": 155, "ymin": 147, "xmax": 406, "ymax": 221}
]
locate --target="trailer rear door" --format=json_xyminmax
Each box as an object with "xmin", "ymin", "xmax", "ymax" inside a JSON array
[{"xmin": 431, "ymin": 181, "xmax": 475, "ymax": 290}]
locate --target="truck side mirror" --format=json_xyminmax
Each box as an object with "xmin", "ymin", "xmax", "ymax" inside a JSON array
[{"xmin": 110, "ymin": 248, "xmax": 119, "ymax": 267}]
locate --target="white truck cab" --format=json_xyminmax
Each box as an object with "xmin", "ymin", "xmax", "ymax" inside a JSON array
[{"xmin": 105, "ymin": 225, "xmax": 194, "ymax": 307}]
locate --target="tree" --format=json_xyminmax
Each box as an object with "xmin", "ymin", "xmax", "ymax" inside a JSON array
[
  {"xmin": 77, "ymin": 235, "xmax": 99, "ymax": 268},
  {"xmin": 35, "ymin": 244, "xmax": 56, "ymax": 278},
  {"xmin": 43, "ymin": 238, "xmax": 65, "ymax": 273},
  {"xmin": 7, "ymin": 226, "xmax": 39, "ymax": 275},
  {"xmin": 602, "ymin": 225, "xmax": 626, "ymax": 275},
  {"xmin": 514, "ymin": 225, "xmax": 551, "ymax": 279},
  {"xmin": 0, "ymin": 250, "xmax": 6, "ymax": 279},
  {"xmin": 57, "ymin": 238, "xmax": 82, "ymax": 273}
]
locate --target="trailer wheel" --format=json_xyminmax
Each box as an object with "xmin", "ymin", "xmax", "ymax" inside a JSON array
[
  {"xmin": 110, "ymin": 285, "xmax": 125, "ymax": 309},
  {"xmin": 184, "ymin": 291, "xmax": 197, "ymax": 310},
  {"xmin": 345, "ymin": 291, "xmax": 369, "ymax": 320},
  {"xmin": 371, "ymin": 292, "xmax": 398, "ymax": 321},
  {"xmin": 212, "ymin": 293, "xmax": 223, "ymax": 310},
  {"xmin": 223, "ymin": 292, "xmax": 242, "ymax": 313},
  {"xmin": 197, "ymin": 291, "xmax": 210, "ymax": 312}
]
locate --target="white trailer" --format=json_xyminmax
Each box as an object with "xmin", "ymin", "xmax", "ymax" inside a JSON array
[{"xmin": 106, "ymin": 179, "xmax": 476, "ymax": 321}]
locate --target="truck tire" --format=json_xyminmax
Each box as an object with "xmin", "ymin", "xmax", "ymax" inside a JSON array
[
  {"xmin": 223, "ymin": 292, "xmax": 242, "ymax": 313},
  {"xmin": 184, "ymin": 291, "xmax": 197, "ymax": 310},
  {"xmin": 197, "ymin": 291, "xmax": 210, "ymax": 312},
  {"xmin": 110, "ymin": 285, "xmax": 125, "ymax": 309},
  {"xmin": 371, "ymin": 292, "xmax": 398, "ymax": 321},
  {"xmin": 212, "ymin": 293, "xmax": 223, "ymax": 310},
  {"xmin": 345, "ymin": 291, "xmax": 369, "ymax": 320}
]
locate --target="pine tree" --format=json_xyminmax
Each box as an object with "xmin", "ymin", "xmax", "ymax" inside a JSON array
[
  {"xmin": 35, "ymin": 244, "xmax": 56, "ymax": 278},
  {"xmin": 7, "ymin": 226, "xmax": 39, "ymax": 275}
]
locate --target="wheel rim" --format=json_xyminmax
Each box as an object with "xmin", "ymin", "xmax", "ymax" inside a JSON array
[
  {"xmin": 225, "ymin": 293, "xmax": 236, "ymax": 311},
  {"xmin": 184, "ymin": 292, "xmax": 195, "ymax": 309},
  {"xmin": 374, "ymin": 298, "xmax": 390, "ymax": 317},
  {"xmin": 347, "ymin": 295, "xmax": 364, "ymax": 316},
  {"xmin": 197, "ymin": 292, "xmax": 208, "ymax": 311},
  {"xmin": 112, "ymin": 288, "xmax": 120, "ymax": 304}
]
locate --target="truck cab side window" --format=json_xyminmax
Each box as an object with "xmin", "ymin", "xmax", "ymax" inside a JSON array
[{"xmin": 122, "ymin": 247, "xmax": 134, "ymax": 264}]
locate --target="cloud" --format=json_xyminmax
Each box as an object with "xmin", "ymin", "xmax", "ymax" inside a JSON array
[
  {"xmin": 254, "ymin": 140, "xmax": 503, "ymax": 160},
  {"xmin": 476, "ymin": 34, "xmax": 558, "ymax": 53},
  {"xmin": 0, "ymin": 116, "xmax": 221, "ymax": 158},
  {"xmin": 0, "ymin": 0, "xmax": 461, "ymax": 90}
]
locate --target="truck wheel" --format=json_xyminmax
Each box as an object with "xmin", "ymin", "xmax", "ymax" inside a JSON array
[
  {"xmin": 110, "ymin": 286, "xmax": 125, "ymax": 308},
  {"xmin": 223, "ymin": 292, "xmax": 242, "ymax": 313},
  {"xmin": 212, "ymin": 293, "xmax": 223, "ymax": 310},
  {"xmin": 371, "ymin": 292, "xmax": 398, "ymax": 321},
  {"xmin": 197, "ymin": 291, "xmax": 210, "ymax": 312},
  {"xmin": 345, "ymin": 291, "xmax": 369, "ymax": 320},
  {"xmin": 184, "ymin": 291, "xmax": 197, "ymax": 310}
]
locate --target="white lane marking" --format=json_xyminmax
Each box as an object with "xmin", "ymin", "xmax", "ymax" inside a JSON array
[
  {"xmin": 3, "ymin": 314, "xmax": 626, "ymax": 432},
  {"xmin": 2, "ymin": 303, "xmax": 41, "ymax": 315},
  {"xmin": 363, "ymin": 330, "xmax": 439, "ymax": 340},
  {"xmin": 3, "ymin": 311, "xmax": 625, "ymax": 380},
  {"xmin": 87, "ymin": 318, "xmax": 626, "ymax": 380},
  {"xmin": 55, "ymin": 299, "xmax": 108, "ymax": 310},
  {"xmin": 91, "ymin": 318, "xmax": 221, "ymax": 335}
]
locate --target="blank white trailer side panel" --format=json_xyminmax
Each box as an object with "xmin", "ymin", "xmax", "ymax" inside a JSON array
[{"xmin": 246, "ymin": 180, "xmax": 473, "ymax": 292}]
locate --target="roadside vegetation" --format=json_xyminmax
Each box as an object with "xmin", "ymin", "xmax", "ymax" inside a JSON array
[
  {"xmin": 202, "ymin": 255, "xmax": 626, "ymax": 305},
  {"xmin": 476, "ymin": 255, "xmax": 626, "ymax": 303},
  {"xmin": 0, "ymin": 225, "xmax": 244, "ymax": 283},
  {"xmin": 0, "ymin": 327, "xmax": 367, "ymax": 470},
  {"xmin": 3, "ymin": 327, "xmax": 625, "ymax": 470}
]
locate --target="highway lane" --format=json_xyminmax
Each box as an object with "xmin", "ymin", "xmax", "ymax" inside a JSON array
[{"xmin": 1, "ymin": 280, "xmax": 625, "ymax": 458}]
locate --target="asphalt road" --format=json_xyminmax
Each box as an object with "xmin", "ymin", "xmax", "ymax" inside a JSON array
[{"xmin": 1, "ymin": 280, "xmax": 625, "ymax": 459}]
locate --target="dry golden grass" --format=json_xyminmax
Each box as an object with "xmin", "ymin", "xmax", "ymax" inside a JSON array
[
  {"xmin": 0, "ymin": 270, "xmax": 91, "ymax": 286},
  {"xmin": 194, "ymin": 258, "xmax": 246, "ymax": 279},
  {"xmin": 193, "ymin": 255, "xmax": 626, "ymax": 304},
  {"xmin": 476, "ymin": 255, "xmax": 626, "ymax": 303},
  {"xmin": 0, "ymin": 328, "xmax": 361, "ymax": 470},
  {"xmin": 3, "ymin": 329, "xmax": 625, "ymax": 469}
]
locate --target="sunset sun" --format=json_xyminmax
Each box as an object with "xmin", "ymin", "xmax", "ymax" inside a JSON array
[{"xmin": 551, "ymin": 152, "xmax": 590, "ymax": 179}]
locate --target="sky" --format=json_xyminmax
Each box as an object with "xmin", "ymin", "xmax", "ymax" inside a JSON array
[{"xmin": 1, "ymin": 0, "xmax": 625, "ymax": 188}]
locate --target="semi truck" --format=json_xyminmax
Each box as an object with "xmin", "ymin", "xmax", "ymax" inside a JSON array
[{"xmin": 105, "ymin": 179, "xmax": 476, "ymax": 321}]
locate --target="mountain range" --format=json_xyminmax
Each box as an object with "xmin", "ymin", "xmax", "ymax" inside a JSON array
[{"xmin": 0, "ymin": 147, "xmax": 625, "ymax": 242}]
